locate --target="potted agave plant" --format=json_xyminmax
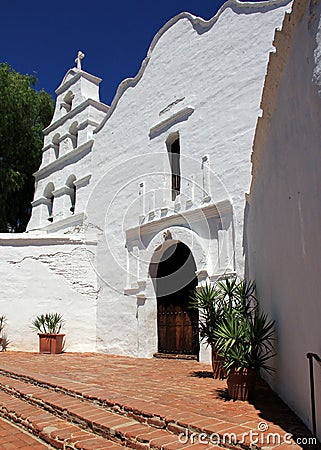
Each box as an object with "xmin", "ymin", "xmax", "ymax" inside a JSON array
[
  {"xmin": 189, "ymin": 283, "xmax": 226, "ymax": 379},
  {"xmin": 0, "ymin": 315, "xmax": 7, "ymax": 347},
  {"xmin": 189, "ymin": 277, "xmax": 247, "ymax": 379},
  {"xmin": 214, "ymin": 289, "xmax": 275, "ymax": 401},
  {"xmin": 0, "ymin": 315, "xmax": 10, "ymax": 351},
  {"xmin": 31, "ymin": 313, "xmax": 65, "ymax": 354}
]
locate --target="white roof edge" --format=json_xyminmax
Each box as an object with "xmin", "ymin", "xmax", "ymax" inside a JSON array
[
  {"xmin": 95, "ymin": 0, "xmax": 293, "ymax": 133},
  {"xmin": 55, "ymin": 69, "xmax": 102, "ymax": 95},
  {"xmin": 0, "ymin": 233, "xmax": 97, "ymax": 246},
  {"xmin": 43, "ymin": 99, "xmax": 109, "ymax": 135}
]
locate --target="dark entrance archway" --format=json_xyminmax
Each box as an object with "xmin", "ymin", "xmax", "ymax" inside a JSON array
[{"xmin": 151, "ymin": 241, "xmax": 199, "ymax": 358}]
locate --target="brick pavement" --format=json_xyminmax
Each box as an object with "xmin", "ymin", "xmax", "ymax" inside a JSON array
[
  {"xmin": 0, "ymin": 416, "xmax": 50, "ymax": 449},
  {"xmin": 0, "ymin": 352, "xmax": 317, "ymax": 449}
]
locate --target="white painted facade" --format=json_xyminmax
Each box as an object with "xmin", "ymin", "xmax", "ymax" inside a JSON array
[
  {"xmin": 2, "ymin": 0, "xmax": 311, "ymax": 431},
  {"xmin": 246, "ymin": 0, "xmax": 321, "ymax": 439},
  {"xmin": 84, "ymin": 0, "xmax": 292, "ymax": 359}
]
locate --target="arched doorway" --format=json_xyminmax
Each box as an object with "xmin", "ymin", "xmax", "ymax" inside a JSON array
[{"xmin": 151, "ymin": 241, "xmax": 199, "ymax": 358}]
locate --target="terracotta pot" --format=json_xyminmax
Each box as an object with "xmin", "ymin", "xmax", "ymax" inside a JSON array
[
  {"xmin": 227, "ymin": 367, "xmax": 257, "ymax": 401},
  {"xmin": 211, "ymin": 344, "xmax": 226, "ymax": 379},
  {"xmin": 38, "ymin": 334, "xmax": 65, "ymax": 354}
]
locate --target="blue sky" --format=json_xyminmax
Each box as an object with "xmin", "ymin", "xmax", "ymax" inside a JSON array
[{"xmin": 1, "ymin": 0, "xmax": 228, "ymax": 105}]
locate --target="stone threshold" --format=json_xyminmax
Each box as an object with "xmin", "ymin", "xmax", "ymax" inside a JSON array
[{"xmin": 153, "ymin": 353, "xmax": 198, "ymax": 361}]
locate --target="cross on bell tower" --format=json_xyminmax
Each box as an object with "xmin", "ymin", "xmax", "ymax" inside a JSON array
[{"xmin": 75, "ymin": 51, "xmax": 85, "ymax": 70}]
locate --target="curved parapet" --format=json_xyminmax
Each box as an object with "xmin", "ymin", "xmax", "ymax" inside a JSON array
[{"xmin": 95, "ymin": 0, "xmax": 292, "ymax": 133}]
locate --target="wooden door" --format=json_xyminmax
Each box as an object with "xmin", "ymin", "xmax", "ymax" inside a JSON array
[
  {"xmin": 156, "ymin": 242, "xmax": 199, "ymax": 357},
  {"xmin": 157, "ymin": 292, "xmax": 199, "ymax": 356}
]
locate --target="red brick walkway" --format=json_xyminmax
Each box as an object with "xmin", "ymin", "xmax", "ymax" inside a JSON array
[
  {"xmin": 0, "ymin": 352, "xmax": 317, "ymax": 449},
  {"xmin": 0, "ymin": 417, "xmax": 49, "ymax": 449}
]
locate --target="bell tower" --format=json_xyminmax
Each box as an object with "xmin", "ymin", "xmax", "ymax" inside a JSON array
[{"xmin": 27, "ymin": 52, "xmax": 109, "ymax": 232}]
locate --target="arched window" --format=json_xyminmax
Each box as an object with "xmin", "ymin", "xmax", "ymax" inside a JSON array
[
  {"xmin": 43, "ymin": 182, "xmax": 55, "ymax": 222},
  {"xmin": 52, "ymin": 134, "xmax": 60, "ymax": 159},
  {"xmin": 69, "ymin": 122, "xmax": 78, "ymax": 149},
  {"xmin": 64, "ymin": 91, "xmax": 73, "ymax": 112},
  {"xmin": 166, "ymin": 133, "xmax": 181, "ymax": 201},
  {"xmin": 60, "ymin": 91, "xmax": 74, "ymax": 115},
  {"xmin": 66, "ymin": 175, "xmax": 76, "ymax": 214}
]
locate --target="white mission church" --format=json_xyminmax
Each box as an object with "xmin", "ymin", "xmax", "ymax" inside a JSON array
[{"xmin": 1, "ymin": 0, "xmax": 321, "ymax": 440}]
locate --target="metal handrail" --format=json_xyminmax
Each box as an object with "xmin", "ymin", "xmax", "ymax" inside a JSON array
[{"xmin": 307, "ymin": 352, "xmax": 321, "ymax": 437}]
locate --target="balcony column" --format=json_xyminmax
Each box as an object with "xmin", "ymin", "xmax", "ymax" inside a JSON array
[
  {"xmin": 30, "ymin": 197, "xmax": 53, "ymax": 227},
  {"xmin": 52, "ymin": 186, "xmax": 73, "ymax": 221},
  {"xmin": 218, "ymin": 216, "xmax": 234, "ymax": 273},
  {"xmin": 201, "ymin": 155, "xmax": 211, "ymax": 203}
]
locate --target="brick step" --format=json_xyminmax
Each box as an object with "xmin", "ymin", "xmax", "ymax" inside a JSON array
[
  {"xmin": 0, "ymin": 372, "xmax": 225, "ymax": 449},
  {"xmin": 0, "ymin": 369, "xmax": 223, "ymax": 435},
  {"xmin": 0, "ymin": 368, "xmax": 240, "ymax": 443},
  {"xmin": 0, "ymin": 415, "xmax": 56, "ymax": 450},
  {"xmin": 0, "ymin": 388, "xmax": 123, "ymax": 449}
]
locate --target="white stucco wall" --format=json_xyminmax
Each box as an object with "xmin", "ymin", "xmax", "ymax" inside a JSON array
[
  {"xmin": 247, "ymin": 0, "xmax": 321, "ymax": 439},
  {"xmin": 0, "ymin": 235, "xmax": 97, "ymax": 352},
  {"xmin": 0, "ymin": 0, "xmax": 294, "ymax": 362},
  {"xmin": 84, "ymin": 0, "xmax": 292, "ymax": 359}
]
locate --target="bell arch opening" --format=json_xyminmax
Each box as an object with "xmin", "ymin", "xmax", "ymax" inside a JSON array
[{"xmin": 150, "ymin": 240, "xmax": 199, "ymax": 359}]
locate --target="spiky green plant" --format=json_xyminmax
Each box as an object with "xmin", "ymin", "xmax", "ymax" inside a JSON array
[
  {"xmin": 216, "ymin": 276, "xmax": 238, "ymax": 306},
  {"xmin": 189, "ymin": 283, "xmax": 225, "ymax": 347},
  {"xmin": 0, "ymin": 315, "xmax": 7, "ymax": 333},
  {"xmin": 31, "ymin": 313, "xmax": 64, "ymax": 334},
  {"xmin": 190, "ymin": 276, "xmax": 274, "ymax": 375},
  {"xmin": 0, "ymin": 332, "xmax": 11, "ymax": 352},
  {"xmin": 0, "ymin": 316, "xmax": 9, "ymax": 351},
  {"xmin": 234, "ymin": 279, "xmax": 257, "ymax": 316},
  {"xmin": 214, "ymin": 309, "xmax": 275, "ymax": 374}
]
